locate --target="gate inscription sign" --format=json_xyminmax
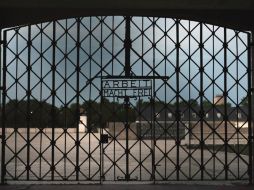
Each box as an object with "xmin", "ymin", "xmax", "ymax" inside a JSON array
[{"xmin": 102, "ymin": 78, "xmax": 152, "ymax": 98}]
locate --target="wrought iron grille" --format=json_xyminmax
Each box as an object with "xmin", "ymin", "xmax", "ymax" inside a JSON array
[{"xmin": 0, "ymin": 16, "xmax": 252, "ymax": 183}]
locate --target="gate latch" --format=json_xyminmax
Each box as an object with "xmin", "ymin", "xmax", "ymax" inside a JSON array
[{"xmin": 101, "ymin": 134, "xmax": 109, "ymax": 144}]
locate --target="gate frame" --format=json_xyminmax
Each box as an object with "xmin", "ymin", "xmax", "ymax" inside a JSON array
[{"xmin": 0, "ymin": 18, "xmax": 253, "ymax": 185}]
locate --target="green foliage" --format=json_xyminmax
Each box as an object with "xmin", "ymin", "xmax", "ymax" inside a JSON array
[
  {"xmin": 173, "ymin": 99, "xmax": 198, "ymax": 107},
  {"xmin": 241, "ymin": 96, "xmax": 248, "ymax": 106},
  {"xmin": 188, "ymin": 99, "xmax": 198, "ymax": 107},
  {"xmin": 83, "ymin": 98, "xmax": 136, "ymax": 130},
  {"xmin": 202, "ymin": 100, "xmax": 212, "ymax": 108},
  {"xmin": 2, "ymin": 96, "xmax": 235, "ymax": 129},
  {"xmin": 214, "ymin": 102, "xmax": 232, "ymax": 108},
  {"xmin": 2, "ymin": 99, "xmax": 136, "ymax": 130}
]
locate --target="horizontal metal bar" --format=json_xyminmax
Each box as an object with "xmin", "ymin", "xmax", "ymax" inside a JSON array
[
  {"xmin": 103, "ymin": 87, "xmax": 151, "ymax": 90},
  {"xmin": 101, "ymin": 75, "xmax": 169, "ymax": 80}
]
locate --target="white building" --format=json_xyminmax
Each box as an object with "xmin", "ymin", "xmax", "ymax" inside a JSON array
[{"xmin": 79, "ymin": 113, "xmax": 87, "ymax": 133}]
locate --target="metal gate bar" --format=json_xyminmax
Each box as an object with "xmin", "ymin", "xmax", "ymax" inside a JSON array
[
  {"xmin": 175, "ymin": 19, "xmax": 180, "ymax": 181},
  {"xmin": 249, "ymin": 32, "xmax": 253, "ymax": 184},
  {"xmin": 199, "ymin": 23, "xmax": 204, "ymax": 180},
  {"xmin": 76, "ymin": 17, "xmax": 81, "ymax": 182},
  {"xmin": 1, "ymin": 30, "xmax": 7, "ymax": 184}
]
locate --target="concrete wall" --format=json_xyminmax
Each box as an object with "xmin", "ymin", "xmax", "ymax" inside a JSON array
[
  {"xmin": 107, "ymin": 122, "xmax": 137, "ymax": 140},
  {"xmin": 186, "ymin": 121, "xmax": 248, "ymax": 145}
]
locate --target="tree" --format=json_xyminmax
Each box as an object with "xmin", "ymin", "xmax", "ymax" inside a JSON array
[
  {"xmin": 241, "ymin": 96, "xmax": 248, "ymax": 106},
  {"xmin": 5, "ymin": 99, "xmax": 57, "ymax": 128},
  {"xmin": 188, "ymin": 99, "xmax": 199, "ymax": 107}
]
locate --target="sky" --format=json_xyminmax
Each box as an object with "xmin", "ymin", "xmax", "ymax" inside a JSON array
[{"xmin": 3, "ymin": 16, "xmax": 250, "ymax": 107}]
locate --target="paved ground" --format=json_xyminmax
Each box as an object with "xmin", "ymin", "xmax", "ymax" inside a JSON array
[
  {"xmin": 0, "ymin": 132, "xmax": 249, "ymax": 181},
  {"xmin": 0, "ymin": 184, "xmax": 254, "ymax": 190}
]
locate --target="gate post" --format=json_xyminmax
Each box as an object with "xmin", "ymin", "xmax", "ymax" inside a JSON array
[
  {"xmin": 0, "ymin": 28, "xmax": 2, "ymax": 185},
  {"xmin": 250, "ymin": 30, "xmax": 254, "ymax": 185},
  {"xmin": 0, "ymin": 30, "xmax": 6, "ymax": 185}
]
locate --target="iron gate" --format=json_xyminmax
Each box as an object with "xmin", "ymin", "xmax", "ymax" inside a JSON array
[{"xmin": 0, "ymin": 16, "xmax": 252, "ymax": 183}]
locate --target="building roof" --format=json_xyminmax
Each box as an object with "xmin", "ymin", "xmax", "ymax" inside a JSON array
[{"xmin": 136, "ymin": 105, "xmax": 248, "ymax": 122}]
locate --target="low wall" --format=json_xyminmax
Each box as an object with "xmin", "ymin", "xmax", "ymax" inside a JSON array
[
  {"xmin": 0, "ymin": 120, "xmax": 249, "ymax": 145},
  {"xmin": 107, "ymin": 122, "xmax": 137, "ymax": 140},
  {"xmin": 185, "ymin": 121, "xmax": 248, "ymax": 145},
  {"xmin": 2, "ymin": 128, "xmax": 79, "ymax": 134}
]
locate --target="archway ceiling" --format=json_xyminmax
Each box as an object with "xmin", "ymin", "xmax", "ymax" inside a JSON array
[{"xmin": 0, "ymin": 0, "xmax": 254, "ymax": 30}]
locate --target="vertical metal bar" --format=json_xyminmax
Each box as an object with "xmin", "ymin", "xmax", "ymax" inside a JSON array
[
  {"xmin": 124, "ymin": 16, "xmax": 131, "ymax": 181},
  {"xmin": 164, "ymin": 17, "xmax": 167, "ymax": 181},
  {"xmin": 236, "ymin": 31, "xmax": 240, "ymax": 179},
  {"xmin": 223, "ymin": 28, "xmax": 228, "ymax": 180},
  {"xmin": 124, "ymin": 96, "xmax": 129, "ymax": 181},
  {"xmin": 113, "ymin": 97, "xmax": 115, "ymax": 181},
  {"xmin": 151, "ymin": 89, "xmax": 155, "ymax": 181},
  {"xmin": 252, "ymin": 35, "xmax": 254, "ymax": 185},
  {"xmin": 88, "ymin": 16, "xmax": 92, "ymax": 180},
  {"xmin": 76, "ymin": 17, "xmax": 81, "ymax": 181},
  {"xmin": 51, "ymin": 21, "xmax": 56, "ymax": 181},
  {"xmin": 212, "ymin": 25, "xmax": 216, "ymax": 180},
  {"xmin": 15, "ymin": 29, "xmax": 18, "ymax": 179},
  {"xmin": 125, "ymin": 16, "xmax": 131, "ymax": 78},
  {"xmin": 249, "ymin": 31, "xmax": 254, "ymax": 184},
  {"xmin": 200, "ymin": 23, "xmax": 204, "ymax": 180},
  {"xmin": 176, "ymin": 19, "xmax": 180, "ymax": 181},
  {"xmin": 0, "ymin": 29, "xmax": 2, "ymax": 117},
  {"xmin": 141, "ymin": 17, "xmax": 144, "ymax": 77},
  {"xmin": 0, "ymin": 29, "xmax": 2, "ymax": 183},
  {"xmin": 152, "ymin": 17, "xmax": 156, "ymax": 183},
  {"xmin": 64, "ymin": 19, "xmax": 67, "ymax": 180},
  {"xmin": 188, "ymin": 20, "xmax": 192, "ymax": 180},
  {"xmin": 1, "ymin": 31, "xmax": 7, "ymax": 185},
  {"xmin": 39, "ymin": 23, "xmax": 43, "ymax": 180},
  {"xmin": 138, "ymin": 95, "xmax": 142, "ymax": 180},
  {"xmin": 140, "ymin": 17, "xmax": 144, "ymax": 181},
  {"xmin": 100, "ymin": 80, "xmax": 103, "ymax": 183},
  {"xmin": 112, "ymin": 16, "xmax": 116, "ymax": 182},
  {"xmin": 100, "ymin": 16, "xmax": 103, "ymax": 183},
  {"xmin": 26, "ymin": 25, "xmax": 31, "ymax": 180}
]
